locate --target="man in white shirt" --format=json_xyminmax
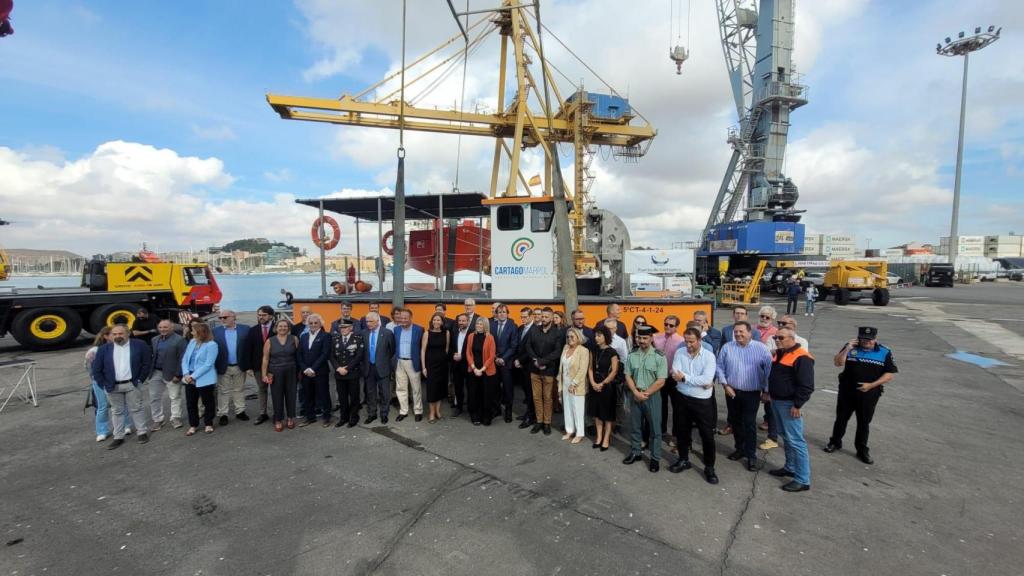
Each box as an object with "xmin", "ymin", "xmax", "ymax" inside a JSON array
[
  {"xmin": 604, "ymin": 319, "xmax": 629, "ymax": 364},
  {"xmin": 668, "ymin": 328, "xmax": 719, "ymax": 484},
  {"xmin": 92, "ymin": 324, "xmax": 153, "ymax": 449}
]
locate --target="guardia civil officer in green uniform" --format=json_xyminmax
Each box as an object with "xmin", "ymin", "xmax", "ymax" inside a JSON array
[
  {"xmin": 622, "ymin": 324, "xmax": 668, "ymax": 473},
  {"xmin": 824, "ymin": 326, "xmax": 898, "ymax": 464}
]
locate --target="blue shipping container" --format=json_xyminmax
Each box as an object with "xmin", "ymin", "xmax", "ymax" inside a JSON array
[
  {"xmin": 565, "ymin": 92, "xmax": 632, "ymax": 121},
  {"xmin": 702, "ymin": 221, "xmax": 805, "ymax": 255}
]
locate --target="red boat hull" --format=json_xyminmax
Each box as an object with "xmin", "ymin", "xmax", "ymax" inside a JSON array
[{"xmin": 408, "ymin": 221, "xmax": 490, "ymax": 276}]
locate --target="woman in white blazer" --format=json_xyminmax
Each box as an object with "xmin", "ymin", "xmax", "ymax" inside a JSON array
[{"xmin": 558, "ymin": 327, "xmax": 591, "ymax": 444}]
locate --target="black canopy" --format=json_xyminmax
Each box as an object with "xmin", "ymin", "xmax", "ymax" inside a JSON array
[{"xmin": 295, "ymin": 192, "xmax": 490, "ymax": 222}]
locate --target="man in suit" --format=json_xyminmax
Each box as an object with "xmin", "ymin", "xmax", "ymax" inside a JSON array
[
  {"xmin": 514, "ymin": 307, "xmax": 536, "ymax": 428},
  {"xmin": 358, "ymin": 303, "xmax": 391, "ymax": 332},
  {"xmin": 213, "ymin": 309, "xmax": 251, "ymax": 426},
  {"xmin": 570, "ymin": 309, "xmax": 596, "ymax": 353},
  {"xmin": 391, "ymin": 307, "xmax": 425, "ymax": 422},
  {"xmin": 490, "ymin": 304, "xmax": 518, "ymax": 423},
  {"xmin": 330, "ymin": 300, "xmax": 357, "ymax": 333},
  {"xmin": 595, "ymin": 302, "xmax": 628, "ymax": 340},
  {"xmin": 297, "ymin": 313, "xmax": 332, "ymax": 427},
  {"xmin": 463, "ymin": 298, "xmax": 482, "ymax": 333},
  {"xmin": 362, "ymin": 311, "xmax": 395, "ymax": 424},
  {"xmin": 92, "ymin": 324, "xmax": 153, "ymax": 449},
  {"xmin": 694, "ymin": 310, "xmax": 722, "ymax": 353},
  {"xmin": 245, "ymin": 305, "xmax": 276, "ymax": 425},
  {"xmin": 449, "ymin": 313, "xmax": 470, "ymax": 417},
  {"xmin": 330, "ymin": 318, "xmax": 365, "ymax": 428},
  {"xmin": 292, "ymin": 305, "xmax": 312, "ymax": 338},
  {"xmin": 148, "ymin": 319, "xmax": 187, "ymax": 430}
]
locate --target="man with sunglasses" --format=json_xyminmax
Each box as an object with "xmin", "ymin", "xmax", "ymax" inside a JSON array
[
  {"xmin": 213, "ymin": 310, "xmax": 251, "ymax": 426},
  {"xmin": 824, "ymin": 326, "xmax": 898, "ymax": 464}
]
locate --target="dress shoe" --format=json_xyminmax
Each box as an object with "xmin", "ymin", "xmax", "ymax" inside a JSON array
[
  {"xmin": 137, "ymin": 433, "xmax": 150, "ymax": 444},
  {"xmin": 530, "ymin": 423, "xmax": 543, "ymax": 434},
  {"xmin": 823, "ymin": 442, "xmax": 841, "ymax": 453},
  {"xmin": 649, "ymin": 460, "xmax": 660, "ymax": 473},
  {"xmin": 769, "ymin": 467, "xmax": 795, "ymax": 478},
  {"xmin": 542, "ymin": 424, "xmax": 551, "ymax": 435},
  {"xmin": 415, "ymin": 414, "xmax": 423, "ymax": 422},
  {"xmin": 504, "ymin": 408, "xmax": 513, "ymax": 423},
  {"xmin": 335, "ymin": 420, "xmax": 345, "ymax": 428},
  {"xmin": 298, "ymin": 419, "xmax": 315, "ymax": 427},
  {"xmin": 727, "ymin": 450, "xmax": 744, "ymax": 461},
  {"xmin": 600, "ymin": 445, "xmax": 609, "ymax": 452},
  {"xmin": 592, "ymin": 443, "xmax": 601, "ymax": 449},
  {"xmin": 219, "ymin": 415, "xmax": 229, "ymax": 426},
  {"xmin": 274, "ymin": 421, "xmax": 284, "ymax": 432},
  {"xmin": 107, "ymin": 438, "xmax": 125, "ymax": 450},
  {"xmin": 286, "ymin": 418, "xmax": 296, "ymax": 429},
  {"xmin": 236, "ymin": 412, "xmax": 250, "ymax": 421},
  {"xmin": 347, "ymin": 420, "xmax": 359, "ymax": 428},
  {"xmin": 396, "ymin": 414, "xmax": 407, "ymax": 422},
  {"xmin": 746, "ymin": 458, "xmax": 760, "ymax": 472},
  {"xmin": 380, "ymin": 415, "xmax": 388, "ymax": 424},
  {"xmin": 171, "ymin": 418, "xmax": 183, "ymax": 429},
  {"xmin": 452, "ymin": 407, "xmax": 463, "ymax": 417},
  {"xmin": 622, "ymin": 453, "xmax": 642, "ymax": 465},
  {"xmin": 364, "ymin": 415, "xmax": 377, "ymax": 425},
  {"xmin": 704, "ymin": 467, "xmax": 720, "ymax": 485},
  {"xmin": 781, "ymin": 481, "xmax": 810, "ymax": 492},
  {"xmin": 254, "ymin": 414, "xmax": 269, "ymax": 425},
  {"xmin": 668, "ymin": 459, "xmax": 692, "ymax": 474},
  {"xmin": 857, "ymin": 451, "xmax": 874, "ymax": 465},
  {"xmin": 518, "ymin": 419, "xmax": 534, "ymax": 429},
  {"xmin": 483, "ymin": 419, "xmax": 492, "ymax": 426}
]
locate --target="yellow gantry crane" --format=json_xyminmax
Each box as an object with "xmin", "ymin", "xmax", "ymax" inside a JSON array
[{"xmin": 266, "ymin": 0, "xmax": 655, "ymax": 274}]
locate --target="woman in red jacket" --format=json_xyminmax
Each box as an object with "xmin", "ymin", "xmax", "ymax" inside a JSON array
[{"xmin": 465, "ymin": 316, "xmax": 497, "ymax": 426}]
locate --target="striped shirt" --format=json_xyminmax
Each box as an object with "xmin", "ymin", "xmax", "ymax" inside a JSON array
[{"xmin": 716, "ymin": 339, "xmax": 772, "ymax": 392}]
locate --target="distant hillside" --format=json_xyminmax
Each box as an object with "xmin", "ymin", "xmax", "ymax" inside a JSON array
[
  {"xmin": 7, "ymin": 248, "xmax": 85, "ymax": 259},
  {"xmin": 214, "ymin": 238, "xmax": 301, "ymax": 255}
]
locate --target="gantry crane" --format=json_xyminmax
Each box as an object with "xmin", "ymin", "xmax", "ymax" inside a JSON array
[
  {"xmin": 697, "ymin": 0, "xmax": 808, "ymax": 281},
  {"xmin": 267, "ymin": 0, "xmax": 655, "ymax": 275}
]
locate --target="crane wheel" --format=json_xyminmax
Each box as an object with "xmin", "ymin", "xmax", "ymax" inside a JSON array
[
  {"xmin": 835, "ymin": 288, "xmax": 851, "ymax": 306},
  {"xmin": 12, "ymin": 307, "xmax": 83, "ymax": 350},
  {"xmin": 872, "ymin": 288, "xmax": 890, "ymax": 306},
  {"xmin": 89, "ymin": 304, "xmax": 140, "ymax": 334}
]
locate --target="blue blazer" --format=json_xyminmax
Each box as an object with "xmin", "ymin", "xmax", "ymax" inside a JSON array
[
  {"xmin": 214, "ymin": 324, "xmax": 251, "ymax": 374},
  {"xmin": 181, "ymin": 339, "xmax": 220, "ymax": 387},
  {"xmin": 489, "ymin": 319, "xmax": 518, "ymax": 364},
  {"xmin": 704, "ymin": 326, "xmax": 723, "ymax": 354},
  {"xmin": 297, "ymin": 330, "xmax": 332, "ymax": 378},
  {"xmin": 391, "ymin": 324, "xmax": 424, "ymax": 372},
  {"xmin": 92, "ymin": 340, "xmax": 153, "ymax": 391}
]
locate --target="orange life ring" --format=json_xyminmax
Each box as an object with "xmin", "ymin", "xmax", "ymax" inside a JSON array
[
  {"xmin": 382, "ymin": 230, "xmax": 395, "ymax": 255},
  {"xmin": 311, "ymin": 216, "xmax": 340, "ymax": 250}
]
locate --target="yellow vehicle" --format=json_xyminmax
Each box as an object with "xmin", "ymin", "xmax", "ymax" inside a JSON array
[
  {"xmin": 1, "ymin": 259, "xmax": 222, "ymax": 350},
  {"xmin": 819, "ymin": 260, "xmax": 890, "ymax": 306}
]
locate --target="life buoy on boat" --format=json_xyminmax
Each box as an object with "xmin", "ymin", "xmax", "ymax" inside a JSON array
[
  {"xmin": 311, "ymin": 216, "xmax": 340, "ymax": 250},
  {"xmin": 382, "ymin": 230, "xmax": 395, "ymax": 255}
]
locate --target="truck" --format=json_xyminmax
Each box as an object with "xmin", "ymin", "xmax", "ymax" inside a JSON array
[
  {"xmin": 816, "ymin": 260, "xmax": 890, "ymax": 306},
  {"xmin": 924, "ymin": 263, "xmax": 955, "ymax": 287},
  {"xmin": 0, "ymin": 259, "xmax": 221, "ymax": 350}
]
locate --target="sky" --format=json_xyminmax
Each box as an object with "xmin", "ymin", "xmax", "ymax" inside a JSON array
[{"xmin": 1, "ymin": 0, "xmax": 1022, "ymax": 257}]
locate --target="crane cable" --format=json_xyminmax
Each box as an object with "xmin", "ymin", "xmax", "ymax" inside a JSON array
[{"xmin": 452, "ymin": 0, "xmax": 470, "ymax": 194}]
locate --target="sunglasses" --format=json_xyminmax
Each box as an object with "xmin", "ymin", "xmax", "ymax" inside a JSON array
[
  {"xmin": 773, "ymin": 336, "xmax": 786, "ymax": 341},
  {"xmin": 218, "ymin": 316, "xmax": 233, "ymax": 320},
  {"xmin": 760, "ymin": 315, "xmax": 772, "ymax": 319},
  {"xmin": 664, "ymin": 322, "xmax": 677, "ymax": 328}
]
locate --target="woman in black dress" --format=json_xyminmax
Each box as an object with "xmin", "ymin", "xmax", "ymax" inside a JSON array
[
  {"xmin": 421, "ymin": 312, "xmax": 450, "ymax": 423},
  {"xmin": 587, "ymin": 324, "xmax": 619, "ymax": 451}
]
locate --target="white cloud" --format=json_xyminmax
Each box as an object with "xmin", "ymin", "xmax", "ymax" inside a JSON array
[
  {"xmin": 191, "ymin": 124, "xmax": 238, "ymax": 141},
  {"xmin": 263, "ymin": 168, "xmax": 293, "ymax": 182}
]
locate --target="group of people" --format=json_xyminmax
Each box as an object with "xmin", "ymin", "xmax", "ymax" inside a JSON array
[{"xmin": 85, "ymin": 299, "xmax": 898, "ymax": 492}]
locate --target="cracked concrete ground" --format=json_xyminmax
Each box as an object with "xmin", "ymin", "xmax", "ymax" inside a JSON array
[{"xmin": 1, "ymin": 282, "xmax": 1023, "ymax": 575}]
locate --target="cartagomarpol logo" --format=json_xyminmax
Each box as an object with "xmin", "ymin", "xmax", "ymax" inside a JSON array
[{"xmin": 511, "ymin": 237, "xmax": 535, "ymax": 261}]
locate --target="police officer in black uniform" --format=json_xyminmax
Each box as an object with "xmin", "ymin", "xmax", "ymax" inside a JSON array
[
  {"xmin": 330, "ymin": 318, "xmax": 365, "ymax": 428},
  {"xmin": 824, "ymin": 326, "xmax": 897, "ymax": 464}
]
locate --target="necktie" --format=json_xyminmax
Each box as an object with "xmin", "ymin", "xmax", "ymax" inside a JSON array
[
  {"xmin": 262, "ymin": 324, "xmax": 269, "ymax": 340},
  {"xmin": 369, "ymin": 330, "xmax": 377, "ymax": 364},
  {"xmin": 498, "ymin": 321, "xmax": 504, "ymax": 336}
]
